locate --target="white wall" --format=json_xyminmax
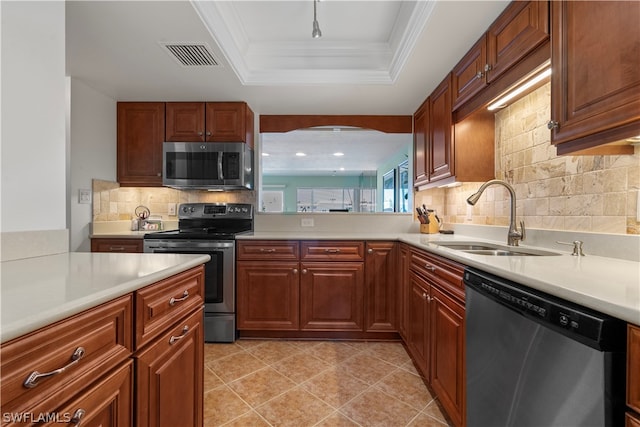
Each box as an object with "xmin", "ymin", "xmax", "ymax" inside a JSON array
[
  {"xmin": 1, "ymin": 1, "xmax": 66, "ymax": 233},
  {"xmin": 69, "ymin": 79, "xmax": 116, "ymax": 251}
]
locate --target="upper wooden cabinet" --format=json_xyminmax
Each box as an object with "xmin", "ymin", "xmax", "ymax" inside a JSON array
[
  {"xmin": 452, "ymin": 1, "xmax": 549, "ymax": 110},
  {"xmin": 428, "ymin": 74, "xmax": 454, "ymax": 184},
  {"xmin": 550, "ymin": 1, "xmax": 640, "ymax": 155},
  {"xmin": 117, "ymin": 102, "xmax": 165, "ymax": 187},
  {"xmin": 165, "ymin": 102, "xmax": 254, "ymax": 148},
  {"xmin": 413, "ymin": 99, "xmax": 429, "ymax": 187}
]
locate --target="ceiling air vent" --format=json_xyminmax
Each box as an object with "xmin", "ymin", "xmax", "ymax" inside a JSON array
[{"xmin": 161, "ymin": 42, "xmax": 220, "ymax": 67}]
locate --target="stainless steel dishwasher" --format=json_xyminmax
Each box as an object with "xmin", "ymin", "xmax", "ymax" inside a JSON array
[{"xmin": 464, "ymin": 268, "xmax": 627, "ymax": 427}]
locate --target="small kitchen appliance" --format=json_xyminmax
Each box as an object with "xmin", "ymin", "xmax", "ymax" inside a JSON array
[{"xmin": 143, "ymin": 203, "xmax": 253, "ymax": 342}]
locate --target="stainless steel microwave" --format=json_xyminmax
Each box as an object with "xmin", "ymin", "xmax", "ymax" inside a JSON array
[{"xmin": 163, "ymin": 142, "xmax": 254, "ymax": 190}]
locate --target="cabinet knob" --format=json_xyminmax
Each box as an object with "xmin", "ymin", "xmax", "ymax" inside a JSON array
[
  {"xmin": 197, "ymin": 131, "xmax": 203, "ymax": 136},
  {"xmin": 422, "ymin": 292, "xmax": 428, "ymax": 299},
  {"xmin": 484, "ymin": 63, "xmax": 492, "ymax": 72},
  {"xmin": 206, "ymin": 131, "xmax": 212, "ymax": 136},
  {"xmin": 302, "ymin": 269, "xmax": 308, "ymax": 274},
  {"xmin": 547, "ymin": 120, "xmax": 559, "ymax": 130},
  {"xmin": 157, "ymin": 172, "xmax": 162, "ymax": 177},
  {"xmin": 367, "ymin": 248, "xmax": 373, "ymax": 254},
  {"xmin": 293, "ymin": 268, "xmax": 298, "ymax": 274},
  {"xmin": 476, "ymin": 71, "xmax": 484, "ymax": 80}
]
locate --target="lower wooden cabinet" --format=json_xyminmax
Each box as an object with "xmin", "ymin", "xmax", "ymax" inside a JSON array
[
  {"xmin": 403, "ymin": 247, "xmax": 466, "ymax": 427},
  {"xmin": 91, "ymin": 237, "xmax": 143, "ymax": 253},
  {"xmin": 236, "ymin": 261, "xmax": 300, "ymax": 330},
  {"xmin": 55, "ymin": 360, "xmax": 133, "ymax": 427},
  {"xmin": 628, "ymin": 324, "xmax": 640, "ymax": 422},
  {"xmin": 236, "ymin": 240, "xmax": 397, "ymax": 338},
  {"xmin": 135, "ymin": 308, "xmax": 203, "ymax": 427},
  {"xmin": 300, "ymin": 262, "xmax": 364, "ymax": 331}
]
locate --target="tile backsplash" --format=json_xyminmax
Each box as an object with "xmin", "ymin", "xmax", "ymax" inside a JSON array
[
  {"xmin": 92, "ymin": 179, "xmax": 256, "ymax": 221},
  {"xmin": 416, "ymin": 83, "xmax": 640, "ymax": 235}
]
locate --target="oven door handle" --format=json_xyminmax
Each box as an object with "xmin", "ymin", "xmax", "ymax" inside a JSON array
[{"xmin": 218, "ymin": 152, "xmax": 224, "ymax": 180}]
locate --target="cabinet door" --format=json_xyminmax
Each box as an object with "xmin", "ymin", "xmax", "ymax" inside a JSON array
[
  {"xmin": 407, "ymin": 273, "xmax": 430, "ymax": 377},
  {"xmin": 627, "ymin": 413, "xmax": 640, "ymax": 427},
  {"xmin": 550, "ymin": 1, "xmax": 640, "ymax": 153},
  {"xmin": 365, "ymin": 242, "xmax": 397, "ymax": 332},
  {"xmin": 300, "ymin": 262, "xmax": 364, "ymax": 331},
  {"xmin": 452, "ymin": 35, "xmax": 488, "ymax": 109},
  {"xmin": 236, "ymin": 261, "xmax": 300, "ymax": 330},
  {"xmin": 56, "ymin": 361, "xmax": 133, "ymax": 427},
  {"xmin": 430, "ymin": 286, "xmax": 465, "ymax": 427},
  {"xmin": 117, "ymin": 103, "xmax": 165, "ymax": 186},
  {"xmin": 487, "ymin": 0, "xmax": 549, "ymax": 84},
  {"xmin": 91, "ymin": 238, "xmax": 143, "ymax": 253},
  {"xmin": 165, "ymin": 102, "xmax": 205, "ymax": 142},
  {"xmin": 413, "ymin": 99, "xmax": 429, "ymax": 187},
  {"xmin": 428, "ymin": 74, "xmax": 454, "ymax": 183},
  {"xmin": 628, "ymin": 324, "xmax": 640, "ymax": 414},
  {"xmin": 135, "ymin": 308, "xmax": 203, "ymax": 427},
  {"xmin": 205, "ymin": 102, "xmax": 247, "ymax": 143}
]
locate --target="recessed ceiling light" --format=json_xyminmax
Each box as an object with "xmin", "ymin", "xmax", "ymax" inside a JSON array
[
  {"xmin": 262, "ymin": 152, "xmax": 270, "ymax": 156},
  {"xmin": 340, "ymin": 167, "xmax": 345, "ymax": 171},
  {"xmin": 295, "ymin": 152, "xmax": 306, "ymax": 157},
  {"xmin": 334, "ymin": 152, "xmax": 344, "ymax": 156}
]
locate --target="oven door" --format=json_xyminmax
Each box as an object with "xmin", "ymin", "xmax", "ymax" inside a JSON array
[{"xmin": 144, "ymin": 240, "xmax": 234, "ymax": 314}]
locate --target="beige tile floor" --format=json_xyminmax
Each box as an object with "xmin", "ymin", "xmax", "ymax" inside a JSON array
[{"xmin": 204, "ymin": 340, "xmax": 452, "ymax": 427}]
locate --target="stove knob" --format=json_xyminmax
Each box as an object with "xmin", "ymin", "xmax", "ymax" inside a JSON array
[
  {"xmin": 235, "ymin": 207, "xmax": 241, "ymax": 212},
  {"xmin": 190, "ymin": 206, "xmax": 196, "ymax": 213},
  {"xmin": 182, "ymin": 206, "xmax": 189, "ymax": 213},
  {"xmin": 241, "ymin": 208, "xmax": 248, "ymax": 213}
]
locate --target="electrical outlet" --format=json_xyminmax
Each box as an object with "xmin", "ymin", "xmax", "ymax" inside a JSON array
[
  {"xmin": 78, "ymin": 189, "xmax": 92, "ymax": 204},
  {"xmin": 301, "ymin": 218, "xmax": 314, "ymax": 227},
  {"xmin": 168, "ymin": 203, "xmax": 177, "ymax": 216}
]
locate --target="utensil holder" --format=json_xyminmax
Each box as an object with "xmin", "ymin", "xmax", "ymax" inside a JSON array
[{"xmin": 420, "ymin": 222, "xmax": 439, "ymax": 234}]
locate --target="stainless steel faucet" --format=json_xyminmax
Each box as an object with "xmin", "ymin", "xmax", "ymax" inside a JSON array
[{"xmin": 466, "ymin": 179, "xmax": 525, "ymax": 246}]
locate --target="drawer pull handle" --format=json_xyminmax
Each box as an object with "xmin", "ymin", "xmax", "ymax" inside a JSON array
[
  {"xmin": 109, "ymin": 246, "xmax": 126, "ymax": 251},
  {"xmin": 169, "ymin": 290, "xmax": 189, "ymax": 306},
  {"xmin": 169, "ymin": 326, "xmax": 189, "ymax": 344},
  {"xmin": 259, "ymin": 248, "xmax": 276, "ymax": 253},
  {"xmin": 424, "ymin": 263, "xmax": 436, "ymax": 272},
  {"xmin": 324, "ymin": 249, "xmax": 341, "ymax": 253},
  {"xmin": 69, "ymin": 409, "xmax": 86, "ymax": 426},
  {"xmin": 23, "ymin": 347, "xmax": 85, "ymax": 388}
]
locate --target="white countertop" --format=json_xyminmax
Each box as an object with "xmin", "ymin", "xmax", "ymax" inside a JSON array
[
  {"xmin": 240, "ymin": 231, "xmax": 640, "ymax": 325},
  {"xmin": 1, "ymin": 252, "xmax": 210, "ymax": 343}
]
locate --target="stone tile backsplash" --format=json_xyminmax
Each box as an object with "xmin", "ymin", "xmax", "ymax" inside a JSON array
[
  {"xmin": 415, "ymin": 83, "xmax": 640, "ymax": 235},
  {"xmin": 92, "ymin": 179, "xmax": 256, "ymax": 221}
]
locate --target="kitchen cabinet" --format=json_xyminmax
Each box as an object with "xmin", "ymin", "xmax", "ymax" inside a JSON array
[
  {"xmin": 364, "ymin": 242, "xmax": 397, "ymax": 332},
  {"xmin": 428, "ymin": 74, "xmax": 454, "ymax": 183},
  {"xmin": 628, "ymin": 413, "xmax": 640, "ymax": 427},
  {"xmin": 413, "ymin": 99, "xmax": 429, "ymax": 187},
  {"xmin": 165, "ymin": 102, "xmax": 254, "ymax": 148},
  {"xmin": 397, "ymin": 244, "xmax": 410, "ymax": 341},
  {"xmin": 0, "ymin": 296, "xmax": 133, "ymax": 426},
  {"xmin": 117, "ymin": 102, "xmax": 165, "ymax": 187},
  {"xmin": 133, "ymin": 266, "xmax": 205, "ymax": 427},
  {"xmin": 91, "ymin": 237, "xmax": 143, "ymax": 253},
  {"xmin": 236, "ymin": 240, "xmax": 397, "ymax": 339},
  {"xmin": 405, "ymin": 247, "xmax": 465, "ymax": 427},
  {"xmin": 236, "ymin": 241, "xmax": 300, "ymax": 330},
  {"xmin": 300, "ymin": 261, "xmax": 364, "ymax": 331},
  {"xmin": 452, "ymin": 0, "xmax": 549, "ymax": 109},
  {"xmin": 550, "ymin": 1, "xmax": 640, "ymax": 155},
  {"xmin": 628, "ymin": 324, "xmax": 640, "ymax": 418}
]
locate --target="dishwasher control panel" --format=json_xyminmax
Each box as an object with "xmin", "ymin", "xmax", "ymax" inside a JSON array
[{"xmin": 464, "ymin": 268, "xmax": 627, "ymax": 351}]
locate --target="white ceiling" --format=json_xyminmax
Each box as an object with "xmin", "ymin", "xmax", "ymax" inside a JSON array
[{"xmin": 66, "ymin": 0, "xmax": 510, "ymax": 115}]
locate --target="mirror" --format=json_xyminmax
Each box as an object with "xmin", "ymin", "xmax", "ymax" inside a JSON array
[{"xmin": 259, "ymin": 127, "xmax": 413, "ymax": 213}]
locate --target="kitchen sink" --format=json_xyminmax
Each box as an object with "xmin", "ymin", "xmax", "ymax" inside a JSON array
[{"xmin": 435, "ymin": 242, "xmax": 561, "ymax": 256}]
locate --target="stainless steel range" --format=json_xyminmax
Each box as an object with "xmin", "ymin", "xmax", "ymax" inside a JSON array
[{"xmin": 143, "ymin": 203, "xmax": 253, "ymax": 343}]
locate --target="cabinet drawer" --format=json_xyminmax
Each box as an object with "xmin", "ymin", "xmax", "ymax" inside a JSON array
[
  {"xmin": 301, "ymin": 241, "xmax": 364, "ymax": 261},
  {"xmin": 628, "ymin": 324, "xmax": 640, "ymax": 413},
  {"xmin": 237, "ymin": 240, "xmax": 299, "ymax": 261},
  {"xmin": 410, "ymin": 248, "xmax": 465, "ymax": 301},
  {"xmin": 1, "ymin": 295, "xmax": 132, "ymax": 414},
  {"xmin": 135, "ymin": 266, "xmax": 204, "ymax": 349},
  {"xmin": 91, "ymin": 238, "xmax": 143, "ymax": 253}
]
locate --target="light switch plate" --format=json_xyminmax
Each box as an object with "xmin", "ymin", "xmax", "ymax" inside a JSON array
[
  {"xmin": 168, "ymin": 203, "xmax": 177, "ymax": 216},
  {"xmin": 78, "ymin": 189, "xmax": 92, "ymax": 204},
  {"xmin": 637, "ymin": 191, "xmax": 640, "ymax": 222}
]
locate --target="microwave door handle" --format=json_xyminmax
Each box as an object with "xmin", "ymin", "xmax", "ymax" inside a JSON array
[{"xmin": 217, "ymin": 152, "xmax": 224, "ymax": 180}]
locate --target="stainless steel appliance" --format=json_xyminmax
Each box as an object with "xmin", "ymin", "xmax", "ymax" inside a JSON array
[
  {"xmin": 464, "ymin": 268, "xmax": 626, "ymax": 427},
  {"xmin": 143, "ymin": 203, "xmax": 253, "ymax": 342},
  {"xmin": 163, "ymin": 142, "xmax": 253, "ymax": 190}
]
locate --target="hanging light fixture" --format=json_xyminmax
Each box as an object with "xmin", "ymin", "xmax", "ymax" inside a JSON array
[{"xmin": 312, "ymin": 0, "xmax": 322, "ymax": 38}]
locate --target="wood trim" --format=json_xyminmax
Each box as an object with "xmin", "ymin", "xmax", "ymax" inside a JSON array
[
  {"xmin": 238, "ymin": 330, "xmax": 401, "ymax": 341},
  {"xmin": 260, "ymin": 115, "xmax": 412, "ymax": 134}
]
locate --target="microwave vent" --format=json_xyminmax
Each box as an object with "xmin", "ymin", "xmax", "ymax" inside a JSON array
[{"xmin": 161, "ymin": 42, "xmax": 220, "ymax": 67}]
